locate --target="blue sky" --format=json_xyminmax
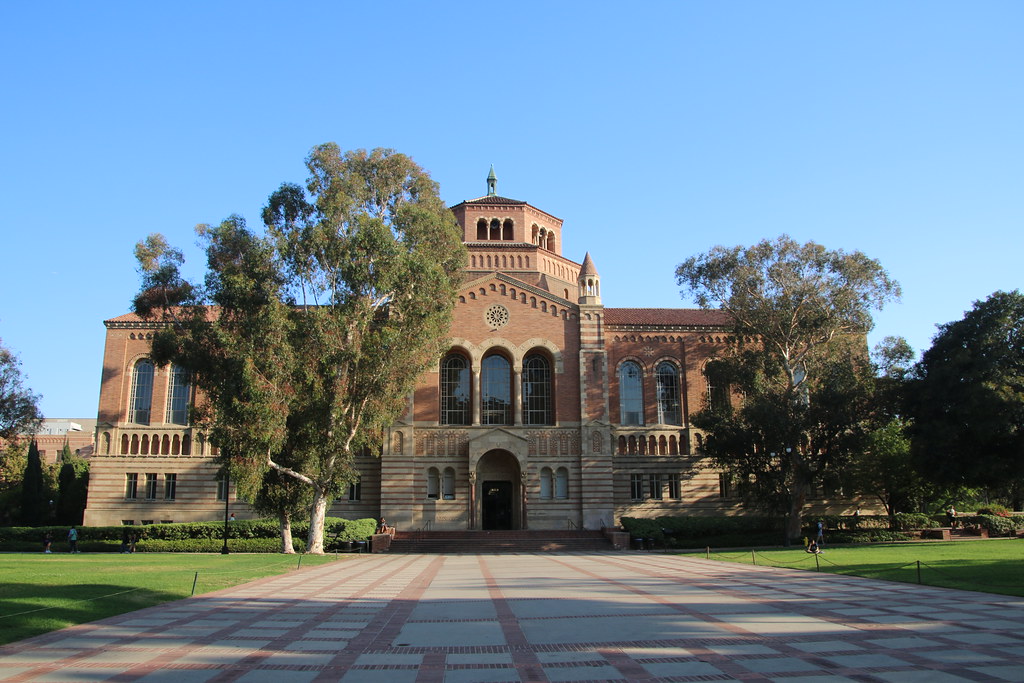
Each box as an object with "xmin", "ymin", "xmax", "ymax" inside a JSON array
[{"xmin": 2, "ymin": 2, "xmax": 1022, "ymax": 418}]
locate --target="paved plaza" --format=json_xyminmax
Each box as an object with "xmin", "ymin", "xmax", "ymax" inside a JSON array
[{"xmin": 1, "ymin": 552, "xmax": 1023, "ymax": 681}]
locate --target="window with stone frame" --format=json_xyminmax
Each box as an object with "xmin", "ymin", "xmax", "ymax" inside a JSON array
[
  {"xmin": 440, "ymin": 354, "xmax": 471, "ymax": 425},
  {"xmin": 481, "ymin": 353, "xmax": 512, "ymax": 425},
  {"xmin": 522, "ymin": 354, "xmax": 553, "ymax": 425},
  {"xmin": 618, "ymin": 361, "xmax": 644, "ymax": 425},
  {"xmin": 125, "ymin": 473, "xmax": 139, "ymax": 500},
  {"xmin": 655, "ymin": 362, "xmax": 682, "ymax": 425},
  {"xmin": 129, "ymin": 360, "xmax": 154, "ymax": 425},
  {"xmin": 165, "ymin": 364, "xmax": 191, "ymax": 425}
]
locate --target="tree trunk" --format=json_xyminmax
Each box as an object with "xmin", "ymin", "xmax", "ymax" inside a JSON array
[
  {"xmin": 279, "ymin": 512, "xmax": 295, "ymax": 554},
  {"xmin": 785, "ymin": 482, "xmax": 809, "ymax": 545},
  {"xmin": 306, "ymin": 491, "xmax": 328, "ymax": 554}
]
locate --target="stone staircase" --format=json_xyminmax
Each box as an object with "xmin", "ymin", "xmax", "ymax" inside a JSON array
[{"xmin": 389, "ymin": 529, "xmax": 617, "ymax": 553}]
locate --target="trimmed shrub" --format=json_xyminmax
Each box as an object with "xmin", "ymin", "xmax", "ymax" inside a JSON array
[
  {"xmin": 892, "ymin": 513, "xmax": 938, "ymax": 531},
  {"xmin": 0, "ymin": 517, "xmax": 379, "ymax": 553}
]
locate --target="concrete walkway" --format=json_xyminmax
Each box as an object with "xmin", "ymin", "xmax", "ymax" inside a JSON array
[{"xmin": 2, "ymin": 552, "xmax": 1023, "ymax": 681}]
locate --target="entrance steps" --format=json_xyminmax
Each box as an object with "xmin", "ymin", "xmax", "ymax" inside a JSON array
[{"xmin": 389, "ymin": 529, "xmax": 615, "ymax": 554}]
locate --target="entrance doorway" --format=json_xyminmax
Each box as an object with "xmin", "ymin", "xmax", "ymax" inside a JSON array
[
  {"xmin": 475, "ymin": 449, "xmax": 521, "ymax": 530},
  {"xmin": 481, "ymin": 481, "xmax": 513, "ymax": 530}
]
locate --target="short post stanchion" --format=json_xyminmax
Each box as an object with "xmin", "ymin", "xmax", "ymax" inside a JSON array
[
  {"xmin": 751, "ymin": 549, "xmax": 756, "ymax": 565},
  {"xmin": 297, "ymin": 554, "xmax": 303, "ymax": 570},
  {"xmin": 706, "ymin": 546, "xmax": 710, "ymax": 560},
  {"xmin": 917, "ymin": 560, "xmax": 922, "ymax": 584},
  {"xmin": 814, "ymin": 554, "xmax": 820, "ymax": 572},
  {"xmin": 191, "ymin": 571, "xmax": 199, "ymax": 596}
]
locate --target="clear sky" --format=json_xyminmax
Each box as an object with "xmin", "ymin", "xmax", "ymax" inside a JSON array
[{"xmin": 2, "ymin": 2, "xmax": 1021, "ymax": 418}]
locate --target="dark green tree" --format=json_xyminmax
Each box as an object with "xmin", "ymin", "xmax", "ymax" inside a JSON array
[
  {"xmin": 19, "ymin": 441, "xmax": 48, "ymax": 525},
  {"xmin": 55, "ymin": 444, "xmax": 90, "ymax": 525},
  {"xmin": 134, "ymin": 146, "xmax": 466, "ymax": 553},
  {"xmin": 909, "ymin": 290, "xmax": 1024, "ymax": 510},
  {"xmin": 0, "ymin": 339, "xmax": 42, "ymax": 440},
  {"xmin": 677, "ymin": 235, "xmax": 900, "ymax": 541}
]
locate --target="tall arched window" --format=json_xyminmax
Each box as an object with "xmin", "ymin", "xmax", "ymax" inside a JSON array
[
  {"xmin": 165, "ymin": 364, "xmax": 191, "ymax": 425},
  {"xmin": 618, "ymin": 361, "xmax": 643, "ymax": 425},
  {"xmin": 655, "ymin": 362, "xmax": 682, "ymax": 425},
  {"xmin": 440, "ymin": 354, "xmax": 471, "ymax": 425},
  {"xmin": 555, "ymin": 467, "xmax": 569, "ymax": 499},
  {"xmin": 442, "ymin": 467, "xmax": 456, "ymax": 499},
  {"xmin": 522, "ymin": 354, "xmax": 553, "ymax": 425},
  {"xmin": 540, "ymin": 467, "xmax": 553, "ymax": 499},
  {"xmin": 129, "ymin": 360, "xmax": 154, "ymax": 425},
  {"xmin": 705, "ymin": 361, "xmax": 732, "ymax": 412},
  {"xmin": 427, "ymin": 467, "xmax": 440, "ymax": 499},
  {"xmin": 481, "ymin": 353, "xmax": 512, "ymax": 425}
]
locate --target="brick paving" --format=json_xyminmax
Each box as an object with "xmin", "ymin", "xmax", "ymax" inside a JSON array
[{"xmin": 2, "ymin": 552, "xmax": 1023, "ymax": 681}]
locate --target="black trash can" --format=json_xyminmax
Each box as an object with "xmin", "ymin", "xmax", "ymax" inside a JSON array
[
  {"xmin": 354, "ymin": 540, "xmax": 368, "ymax": 553},
  {"xmin": 631, "ymin": 537, "xmax": 643, "ymax": 550}
]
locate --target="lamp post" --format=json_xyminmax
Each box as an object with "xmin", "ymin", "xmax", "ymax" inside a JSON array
[{"xmin": 221, "ymin": 472, "xmax": 230, "ymax": 555}]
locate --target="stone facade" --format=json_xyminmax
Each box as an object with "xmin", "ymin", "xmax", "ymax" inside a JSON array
[{"xmin": 83, "ymin": 179, "xmax": 837, "ymax": 528}]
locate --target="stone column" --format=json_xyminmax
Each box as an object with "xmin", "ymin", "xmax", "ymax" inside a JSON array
[
  {"xmin": 513, "ymin": 369, "xmax": 523, "ymax": 425},
  {"xmin": 468, "ymin": 471, "xmax": 477, "ymax": 530},
  {"xmin": 472, "ymin": 369, "xmax": 481, "ymax": 425}
]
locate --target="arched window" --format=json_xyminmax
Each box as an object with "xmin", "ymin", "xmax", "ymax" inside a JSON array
[
  {"xmin": 481, "ymin": 353, "xmax": 512, "ymax": 425},
  {"xmin": 129, "ymin": 360, "xmax": 154, "ymax": 424},
  {"xmin": 442, "ymin": 467, "xmax": 456, "ymax": 499},
  {"xmin": 477, "ymin": 218, "xmax": 487, "ymax": 240},
  {"xmin": 522, "ymin": 354, "xmax": 553, "ymax": 425},
  {"xmin": 490, "ymin": 218, "xmax": 501, "ymax": 240},
  {"xmin": 165, "ymin": 364, "xmax": 191, "ymax": 425},
  {"xmin": 705, "ymin": 361, "xmax": 732, "ymax": 412},
  {"xmin": 555, "ymin": 467, "xmax": 569, "ymax": 499},
  {"xmin": 502, "ymin": 218, "xmax": 513, "ymax": 240},
  {"xmin": 540, "ymin": 467, "xmax": 553, "ymax": 499},
  {"xmin": 618, "ymin": 361, "xmax": 643, "ymax": 425},
  {"xmin": 656, "ymin": 362, "xmax": 682, "ymax": 425},
  {"xmin": 427, "ymin": 467, "xmax": 440, "ymax": 499},
  {"xmin": 440, "ymin": 354, "xmax": 471, "ymax": 425}
]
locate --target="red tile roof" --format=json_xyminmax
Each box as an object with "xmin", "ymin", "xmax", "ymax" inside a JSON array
[{"xmin": 604, "ymin": 308, "xmax": 732, "ymax": 328}]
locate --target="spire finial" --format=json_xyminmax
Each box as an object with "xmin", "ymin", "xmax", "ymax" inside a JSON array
[{"xmin": 487, "ymin": 165, "xmax": 497, "ymax": 196}]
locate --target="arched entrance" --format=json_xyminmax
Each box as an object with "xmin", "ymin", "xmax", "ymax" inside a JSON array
[{"xmin": 476, "ymin": 449, "xmax": 521, "ymax": 530}]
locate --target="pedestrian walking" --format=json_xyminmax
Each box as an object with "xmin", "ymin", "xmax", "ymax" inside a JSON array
[{"xmin": 67, "ymin": 526, "xmax": 79, "ymax": 553}]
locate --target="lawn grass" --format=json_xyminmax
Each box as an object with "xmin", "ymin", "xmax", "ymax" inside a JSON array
[
  {"xmin": 0, "ymin": 553, "xmax": 343, "ymax": 646},
  {"xmin": 702, "ymin": 539, "xmax": 1024, "ymax": 597}
]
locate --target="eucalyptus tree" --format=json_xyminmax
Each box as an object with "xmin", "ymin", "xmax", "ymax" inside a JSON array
[
  {"xmin": 135, "ymin": 146, "xmax": 466, "ymax": 552},
  {"xmin": 677, "ymin": 235, "xmax": 900, "ymax": 541}
]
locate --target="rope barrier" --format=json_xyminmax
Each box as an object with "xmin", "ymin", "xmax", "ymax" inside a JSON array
[
  {"xmin": 704, "ymin": 550, "xmax": 1024, "ymax": 593},
  {"xmin": 0, "ymin": 587, "xmax": 147, "ymax": 620}
]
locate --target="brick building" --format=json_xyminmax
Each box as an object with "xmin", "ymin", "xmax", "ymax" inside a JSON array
[{"xmin": 83, "ymin": 173, "xmax": 813, "ymax": 528}]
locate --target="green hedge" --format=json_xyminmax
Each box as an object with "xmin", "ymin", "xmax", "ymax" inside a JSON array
[
  {"xmin": 621, "ymin": 516, "xmax": 784, "ymax": 549},
  {"xmin": 0, "ymin": 517, "xmax": 379, "ymax": 553}
]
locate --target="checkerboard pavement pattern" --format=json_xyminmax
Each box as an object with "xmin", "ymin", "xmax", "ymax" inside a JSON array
[{"xmin": 2, "ymin": 552, "xmax": 1023, "ymax": 681}]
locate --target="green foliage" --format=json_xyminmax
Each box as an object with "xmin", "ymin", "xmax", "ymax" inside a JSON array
[
  {"xmin": 677, "ymin": 235, "xmax": 900, "ymax": 540},
  {"xmin": 18, "ymin": 441, "xmax": 49, "ymax": 525},
  {"xmin": 133, "ymin": 146, "xmax": 466, "ymax": 554},
  {"xmin": 55, "ymin": 447, "xmax": 89, "ymax": 526},
  {"xmin": 0, "ymin": 517, "xmax": 377, "ymax": 553},
  {"xmin": 621, "ymin": 516, "xmax": 783, "ymax": 548},
  {"xmin": 891, "ymin": 512, "xmax": 939, "ymax": 530},
  {"xmin": 910, "ymin": 291, "xmax": 1024, "ymax": 498},
  {"xmin": 0, "ymin": 338, "xmax": 42, "ymax": 440}
]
